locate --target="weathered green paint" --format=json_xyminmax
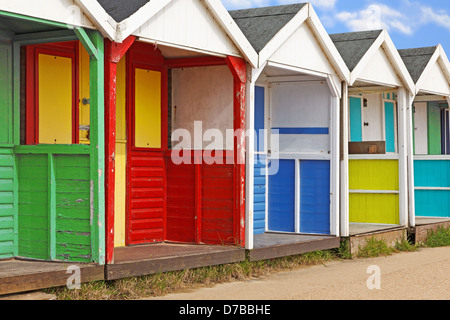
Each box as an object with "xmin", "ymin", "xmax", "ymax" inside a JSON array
[
  {"xmin": 74, "ymin": 28, "xmax": 98, "ymax": 60},
  {"xmin": 48, "ymin": 154, "xmax": 56, "ymax": 260},
  {"xmin": 0, "ymin": 44, "xmax": 12, "ymax": 145},
  {"xmin": 13, "ymin": 43, "xmax": 20, "ymax": 146},
  {"xmin": 17, "ymin": 155, "xmax": 49, "ymax": 260},
  {"xmin": 0, "ymin": 148, "xmax": 14, "ymax": 259},
  {"xmin": 55, "ymin": 155, "xmax": 92, "ymax": 262},
  {"xmin": 428, "ymin": 102, "xmax": 442, "ymax": 155},
  {"xmin": 14, "ymin": 30, "xmax": 77, "ymax": 46},
  {"xmin": 0, "ymin": 10, "xmax": 69, "ymax": 29},
  {"xmin": 17, "ymin": 154, "xmax": 92, "ymax": 262},
  {"xmin": 14, "ymin": 144, "xmax": 90, "ymax": 155},
  {"xmin": 83, "ymin": 30, "xmax": 105, "ymax": 265}
]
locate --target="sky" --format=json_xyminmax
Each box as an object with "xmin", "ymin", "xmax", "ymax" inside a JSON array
[{"xmin": 222, "ymin": 0, "xmax": 450, "ymax": 53}]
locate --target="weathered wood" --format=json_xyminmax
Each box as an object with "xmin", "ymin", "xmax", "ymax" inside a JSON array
[
  {"xmin": 106, "ymin": 243, "xmax": 245, "ymax": 280},
  {"xmin": 0, "ymin": 259, "xmax": 104, "ymax": 296},
  {"xmin": 248, "ymin": 233, "xmax": 341, "ymax": 262},
  {"xmin": 349, "ymin": 141, "xmax": 386, "ymax": 155}
]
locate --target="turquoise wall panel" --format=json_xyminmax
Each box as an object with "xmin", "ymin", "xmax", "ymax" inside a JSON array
[
  {"xmin": 350, "ymin": 97, "xmax": 362, "ymax": 142},
  {"xmin": 415, "ymin": 190, "xmax": 450, "ymax": 218},
  {"xmin": 385, "ymin": 102, "xmax": 395, "ymax": 153},
  {"xmin": 414, "ymin": 160, "xmax": 450, "ymax": 187},
  {"xmin": 414, "ymin": 160, "xmax": 450, "ymax": 217}
]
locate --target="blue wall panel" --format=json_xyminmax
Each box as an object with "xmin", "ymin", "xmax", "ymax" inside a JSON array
[
  {"xmin": 254, "ymin": 155, "xmax": 266, "ymax": 235},
  {"xmin": 255, "ymin": 86, "xmax": 265, "ymax": 152},
  {"xmin": 300, "ymin": 161, "xmax": 331, "ymax": 234},
  {"xmin": 268, "ymin": 160, "xmax": 295, "ymax": 232}
]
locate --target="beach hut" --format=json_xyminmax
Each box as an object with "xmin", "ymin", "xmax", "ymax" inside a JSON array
[
  {"xmin": 330, "ymin": 30, "xmax": 415, "ymax": 253},
  {"xmin": 229, "ymin": 3, "xmax": 349, "ymax": 261},
  {"xmin": 77, "ymin": 0, "xmax": 258, "ymax": 280},
  {"xmin": 0, "ymin": 0, "xmax": 105, "ymax": 294},
  {"xmin": 398, "ymin": 45, "xmax": 450, "ymax": 242}
]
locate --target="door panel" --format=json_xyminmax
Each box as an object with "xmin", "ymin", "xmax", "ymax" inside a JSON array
[
  {"xmin": 384, "ymin": 101, "xmax": 396, "ymax": 153},
  {"xmin": 414, "ymin": 102, "xmax": 428, "ymax": 155},
  {"xmin": 134, "ymin": 69, "xmax": 161, "ymax": 149},
  {"xmin": 349, "ymin": 97, "xmax": 362, "ymax": 142},
  {"xmin": 300, "ymin": 160, "xmax": 330, "ymax": 234},
  {"xmin": 268, "ymin": 160, "xmax": 295, "ymax": 232}
]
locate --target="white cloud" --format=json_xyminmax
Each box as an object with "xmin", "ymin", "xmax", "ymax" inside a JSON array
[
  {"xmin": 420, "ymin": 6, "xmax": 450, "ymax": 31},
  {"xmin": 335, "ymin": 3, "xmax": 412, "ymax": 35}
]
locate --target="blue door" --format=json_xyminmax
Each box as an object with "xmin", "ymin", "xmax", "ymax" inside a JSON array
[
  {"xmin": 268, "ymin": 160, "xmax": 331, "ymax": 234},
  {"xmin": 300, "ymin": 161, "xmax": 331, "ymax": 234},
  {"xmin": 268, "ymin": 160, "xmax": 295, "ymax": 232}
]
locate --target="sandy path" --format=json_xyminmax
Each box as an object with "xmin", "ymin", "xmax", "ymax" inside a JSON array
[{"xmin": 145, "ymin": 247, "xmax": 450, "ymax": 300}]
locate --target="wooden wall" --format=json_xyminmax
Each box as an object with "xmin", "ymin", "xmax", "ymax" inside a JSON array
[
  {"xmin": 414, "ymin": 160, "xmax": 450, "ymax": 218},
  {"xmin": 349, "ymin": 159, "xmax": 400, "ymax": 224},
  {"xmin": 0, "ymin": 148, "xmax": 14, "ymax": 259},
  {"xmin": 17, "ymin": 153, "xmax": 92, "ymax": 262}
]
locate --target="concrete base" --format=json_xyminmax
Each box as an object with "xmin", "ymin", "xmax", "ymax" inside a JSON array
[
  {"xmin": 345, "ymin": 227, "xmax": 407, "ymax": 258},
  {"xmin": 410, "ymin": 218, "xmax": 450, "ymax": 244}
]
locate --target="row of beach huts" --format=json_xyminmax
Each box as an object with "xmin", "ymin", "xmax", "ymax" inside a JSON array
[{"xmin": 1, "ymin": 0, "xmax": 450, "ymax": 295}]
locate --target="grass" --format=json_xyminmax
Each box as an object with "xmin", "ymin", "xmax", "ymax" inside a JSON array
[
  {"xmin": 46, "ymin": 250, "xmax": 337, "ymax": 300},
  {"xmin": 46, "ymin": 230, "xmax": 450, "ymax": 300},
  {"xmin": 423, "ymin": 226, "xmax": 450, "ymax": 248}
]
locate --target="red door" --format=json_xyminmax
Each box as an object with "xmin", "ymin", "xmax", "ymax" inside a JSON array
[{"xmin": 126, "ymin": 44, "xmax": 168, "ymax": 246}]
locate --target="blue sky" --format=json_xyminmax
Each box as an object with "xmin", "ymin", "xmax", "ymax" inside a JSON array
[{"xmin": 222, "ymin": 0, "xmax": 450, "ymax": 53}]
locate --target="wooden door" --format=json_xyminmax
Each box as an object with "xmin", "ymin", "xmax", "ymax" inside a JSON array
[{"xmin": 126, "ymin": 64, "xmax": 167, "ymax": 245}]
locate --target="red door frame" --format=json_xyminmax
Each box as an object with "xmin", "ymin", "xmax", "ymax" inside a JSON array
[
  {"xmin": 104, "ymin": 39, "xmax": 247, "ymax": 263},
  {"xmin": 25, "ymin": 41, "xmax": 80, "ymax": 145},
  {"xmin": 226, "ymin": 56, "xmax": 247, "ymax": 248},
  {"xmin": 104, "ymin": 37, "xmax": 136, "ymax": 264}
]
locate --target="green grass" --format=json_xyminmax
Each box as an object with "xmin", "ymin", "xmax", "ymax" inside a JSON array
[
  {"xmin": 356, "ymin": 238, "xmax": 395, "ymax": 258},
  {"xmin": 423, "ymin": 227, "xmax": 450, "ymax": 248},
  {"xmin": 356, "ymin": 237, "xmax": 420, "ymax": 259}
]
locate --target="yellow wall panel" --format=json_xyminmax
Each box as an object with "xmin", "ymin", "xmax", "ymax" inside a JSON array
[
  {"xmin": 79, "ymin": 42, "xmax": 90, "ymax": 144},
  {"xmin": 114, "ymin": 57, "xmax": 127, "ymax": 248},
  {"xmin": 134, "ymin": 68, "xmax": 161, "ymax": 149},
  {"xmin": 38, "ymin": 54, "xmax": 72, "ymax": 144},
  {"xmin": 349, "ymin": 160, "xmax": 399, "ymax": 191},
  {"xmin": 350, "ymin": 193, "xmax": 400, "ymax": 224}
]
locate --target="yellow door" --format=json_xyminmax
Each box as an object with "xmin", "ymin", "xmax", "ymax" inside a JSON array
[{"xmin": 38, "ymin": 54, "xmax": 72, "ymax": 144}]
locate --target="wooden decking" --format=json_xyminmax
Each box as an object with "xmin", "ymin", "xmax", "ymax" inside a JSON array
[
  {"xmin": 248, "ymin": 233, "xmax": 341, "ymax": 262},
  {"xmin": 0, "ymin": 259, "xmax": 104, "ymax": 296},
  {"xmin": 349, "ymin": 223, "xmax": 405, "ymax": 236},
  {"xmin": 410, "ymin": 217, "xmax": 450, "ymax": 244},
  {"xmin": 105, "ymin": 243, "xmax": 246, "ymax": 280}
]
